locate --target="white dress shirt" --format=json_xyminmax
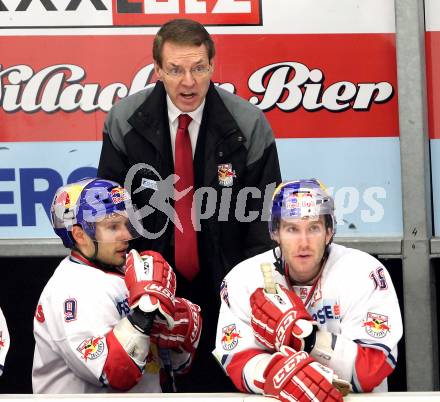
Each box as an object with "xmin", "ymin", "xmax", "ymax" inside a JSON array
[{"xmin": 166, "ymin": 95, "xmax": 205, "ymax": 160}]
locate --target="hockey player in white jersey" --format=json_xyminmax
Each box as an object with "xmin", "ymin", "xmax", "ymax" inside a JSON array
[
  {"xmin": 214, "ymin": 179, "xmax": 403, "ymax": 401},
  {"xmin": 32, "ymin": 178, "xmax": 202, "ymax": 393}
]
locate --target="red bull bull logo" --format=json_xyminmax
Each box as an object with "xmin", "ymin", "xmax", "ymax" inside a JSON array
[
  {"xmin": 52, "ymin": 183, "xmax": 85, "ymax": 224},
  {"xmin": 218, "ymin": 164, "xmax": 236, "ymax": 187},
  {"xmin": 221, "ymin": 324, "xmax": 241, "ymax": 351},
  {"xmin": 110, "ymin": 187, "xmax": 129, "ymax": 204},
  {"xmin": 284, "ymin": 192, "xmax": 318, "ymax": 219},
  {"xmin": 77, "ymin": 336, "xmax": 105, "ymax": 362},
  {"xmin": 363, "ymin": 312, "xmax": 390, "ymax": 338},
  {"xmin": 55, "ymin": 191, "xmax": 70, "ymax": 210},
  {"xmin": 286, "ymin": 195, "xmax": 299, "ymax": 210}
]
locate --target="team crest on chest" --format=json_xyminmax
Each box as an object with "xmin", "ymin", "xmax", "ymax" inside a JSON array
[
  {"xmin": 217, "ymin": 164, "xmax": 236, "ymax": 187},
  {"xmin": 77, "ymin": 336, "xmax": 105, "ymax": 362},
  {"xmin": 363, "ymin": 312, "xmax": 391, "ymax": 338},
  {"xmin": 221, "ymin": 324, "xmax": 241, "ymax": 350}
]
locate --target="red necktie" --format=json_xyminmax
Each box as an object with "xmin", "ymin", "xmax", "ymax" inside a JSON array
[{"xmin": 174, "ymin": 114, "xmax": 200, "ymax": 281}]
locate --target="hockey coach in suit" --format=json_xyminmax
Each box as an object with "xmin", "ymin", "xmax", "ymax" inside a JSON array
[{"xmin": 97, "ymin": 18, "xmax": 281, "ymax": 392}]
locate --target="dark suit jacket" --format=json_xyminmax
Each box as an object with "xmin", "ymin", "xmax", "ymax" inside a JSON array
[{"xmin": 98, "ymin": 81, "xmax": 281, "ymax": 299}]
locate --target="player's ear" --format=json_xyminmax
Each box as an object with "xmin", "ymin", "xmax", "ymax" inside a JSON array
[{"xmin": 71, "ymin": 225, "xmax": 87, "ymax": 246}]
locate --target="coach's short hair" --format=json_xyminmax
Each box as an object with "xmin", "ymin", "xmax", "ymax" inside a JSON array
[{"xmin": 153, "ymin": 18, "xmax": 215, "ymax": 67}]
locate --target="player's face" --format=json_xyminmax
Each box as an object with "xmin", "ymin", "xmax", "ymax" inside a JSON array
[
  {"xmin": 93, "ymin": 213, "xmax": 132, "ymax": 267},
  {"xmin": 155, "ymin": 42, "xmax": 214, "ymax": 112},
  {"xmin": 274, "ymin": 216, "xmax": 333, "ymax": 285}
]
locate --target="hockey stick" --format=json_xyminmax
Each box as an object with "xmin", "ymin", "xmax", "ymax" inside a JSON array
[{"xmin": 260, "ymin": 262, "xmax": 276, "ymax": 294}]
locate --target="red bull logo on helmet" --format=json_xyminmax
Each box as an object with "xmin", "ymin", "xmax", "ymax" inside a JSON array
[
  {"xmin": 363, "ymin": 312, "xmax": 390, "ymax": 338},
  {"xmin": 54, "ymin": 191, "xmax": 70, "ymax": 210},
  {"xmin": 51, "ymin": 182, "xmax": 87, "ymax": 227},
  {"xmin": 284, "ymin": 192, "xmax": 317, "ymax": 219},
  {"xmin": 285, "ymin": 194, "xmax": 299, "ymax": 210},
  {"xmin": 110, "ymin": 187, "xmax": 129, "ymax": 204}
]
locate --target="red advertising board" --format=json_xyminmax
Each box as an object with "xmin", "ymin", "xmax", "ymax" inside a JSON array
[{"xmin": 0, "ymin": 33, "xmax": 398, "ymax": 142}]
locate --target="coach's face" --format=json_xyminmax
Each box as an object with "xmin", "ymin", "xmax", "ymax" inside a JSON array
[{"xmin": 155, "ymin": 41, "xmax": 214, "ymax": 112}]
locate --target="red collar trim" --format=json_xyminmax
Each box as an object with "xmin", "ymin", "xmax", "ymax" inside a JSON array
[
  {"xmin": 70, "ymin": 250, "xmax": 99, "ymax": 268},
  {"xmin": 69, "ymin": 250, "xmax": 124, "ymax": 278}
]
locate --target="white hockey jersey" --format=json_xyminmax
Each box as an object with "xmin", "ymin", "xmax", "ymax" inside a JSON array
[
  {"xmin": 0, "ymin": 307, "xmax": 10, "ymax": 376},
  {"xmin": 214, "ymin": 244, "xmax": 403, "ymax": 393},
  {"xmin": 32, "ymin": 255, "xmax": 163, "ymax": 393}
]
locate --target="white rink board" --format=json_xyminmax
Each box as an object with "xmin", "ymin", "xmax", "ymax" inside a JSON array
[
  {"xmin": 209, "ymin": 0, "xmax": 396, "ymax": 35},
  {"xmin": 0, "ymin": 393, "xmax": 440, "ymax": 401},
  {"xmin": 0, "ymin": 0, "xmax": 395, "ymax": 34},
  {"xmin": 425, "ymin": 0, "xmax": 440, "ymax": 31}
]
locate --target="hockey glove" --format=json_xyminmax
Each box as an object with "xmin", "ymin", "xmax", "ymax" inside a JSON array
[
  {"xmin": 257, "ymin": 346, "xmax": 346, "ymax": 402},
  {"xmin": 125, "ymin": 249, "xmax": 176, "ymax": 328},
  {"xmin": 250, "ymin": 284, "xmax": 316, "ymax": 352},
  {"xmin": 151, "ymin": 297, "xmax": 202, "ymax": 353}
]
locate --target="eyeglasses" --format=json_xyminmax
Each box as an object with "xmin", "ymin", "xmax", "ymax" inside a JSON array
[{"xmin": 162, "ymin": 64, "xmax": 211, "ymax": 79}]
